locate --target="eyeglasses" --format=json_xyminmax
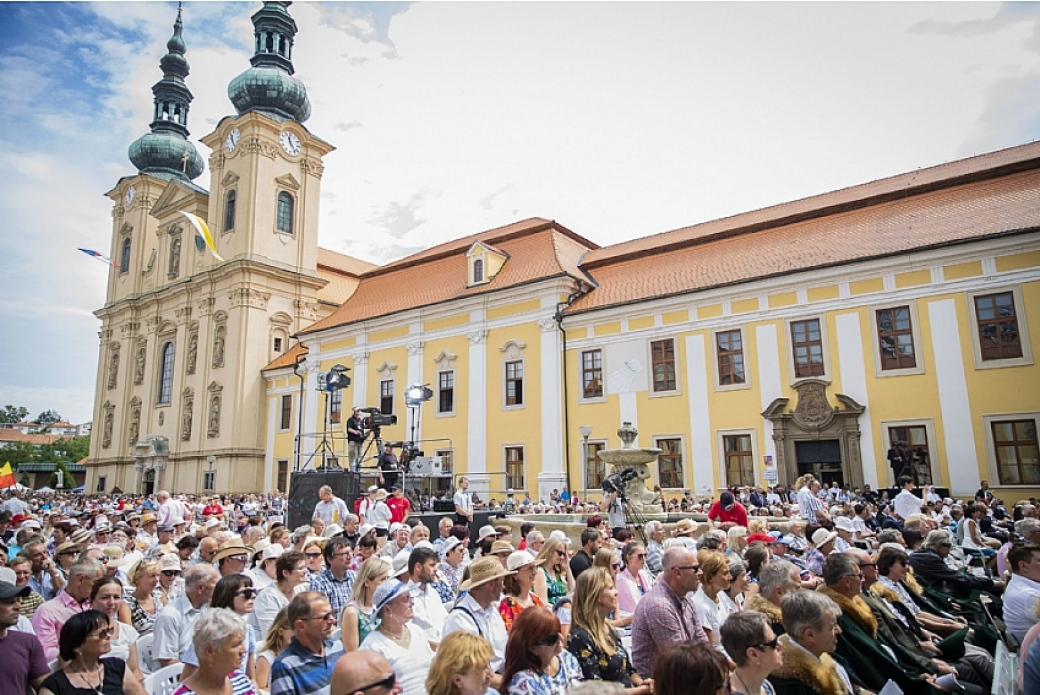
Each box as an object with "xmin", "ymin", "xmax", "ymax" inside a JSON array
[
  {"xmin": 357, "ymin": 672, "xmax": 397, "ymax": 692},
  {"xmin": 845, "ymin": 572, "xmax": 863, "ymax": 579},
  {"xmin": 634, "ymin": 553, "xmax": 646, "ymax": 559},
  {"xmin": 752, "ymin": 635, "xmax": 780, "ymax": 651},
  {"xmin": 304, "ymin": 612, "xmax": 335, "ymax": 622},
  {"xmin": 90, "ymin": 627, "xmax": 116, "ymax": 639},
  {"xmin": 305, "ymin": 552, "xmax": 323, "ymax": 559},
  {"xmin": 161, "ymin": 570, "xmax": 181, "ymax": 577},
  {"xmin": 675, "ymin": 565, "xmax": 700, "ymax": 572},
  {"xmin": 534, "ymin": 633, "xmax": 561, "ymax": 647},
  {"xmin": 611, "ymin": 563, "xmax": 621, "ymax": 570},
  {"xmin": 236, "ymin": 589, "xmax": 257, "ymax": 599}
]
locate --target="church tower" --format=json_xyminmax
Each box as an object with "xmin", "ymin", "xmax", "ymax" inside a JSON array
[{"xmin": 88, "ymin": 2, "xmax": 337, "ymax": 496}]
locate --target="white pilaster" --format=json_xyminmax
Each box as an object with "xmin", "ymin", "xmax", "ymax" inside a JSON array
[
  {"xmin": 538, "ymin": 316, "xmax": 564, "ymax": 501},
  {"xmin": 756, "ymin": 324, "xmax": 781, "ymax": 462},
  {"xmin": 927, "ymin": 299, "xmax": 978, "ymax": 496},
  {"xmin": 835, "ymin": 312, "xmax": 878, "ymax": 489},
  {"xmin": 467, "ymin": 327, "xmax": 488, "ymax": 476},
  {"xmin": 351, "ymin": 350, "xmax": 369, "ymax": 411},
  {"xmin": 264, "ymin": 395, "xmax": 277, "ymax": 491},
  {"xmin": 686, "ymin": 334, "xmax": 714, "ymax": 494},
  {"xmin": 406, "ymin": 339, "xmax": 424, "ymax": 443}
]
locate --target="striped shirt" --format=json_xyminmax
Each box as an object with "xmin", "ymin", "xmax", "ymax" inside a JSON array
[
  {"xmin": 173, "ymin": 670, "xmax": 256, "ymax": 695},
  {"xmin": 270, "ymin": 637, "xmax": 344, "ymax": 695}
]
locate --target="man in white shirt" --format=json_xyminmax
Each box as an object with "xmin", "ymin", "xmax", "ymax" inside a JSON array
[
  {"xmin": 453, "ymin": 477, "xmax": 474, "ymax": 526},
  {"xmin": 405, "ymin": 546, "xmax": 447, "ymax": 645},
  {"xmin": 313, "ymin": 485, "xmax": 349, "ymax": 527},
  {"xmin": 155, "ymin": 490, "xmax": 176, "ymax": 527},
  {"xmin": 443, "ymin": 556, "xmax": 511, "ymax": 689},
  {"xmin": 152, "ymin": 562, "xmax": 217, "ymax": 666},
  {"xmin": 893, "ymin": 476, "xmax": 925, "ymax": 522},
  {"xmin": 1004, "ymin": 543, "xmax": 1040, "ymax": 643}
]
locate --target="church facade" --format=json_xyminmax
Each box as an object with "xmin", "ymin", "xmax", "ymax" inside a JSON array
[{"xmin": 88, "ymin": 3, "xmax": 1040, "ymax": 503}]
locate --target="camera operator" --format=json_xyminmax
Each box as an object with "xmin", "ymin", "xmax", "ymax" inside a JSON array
[
  {"xmin": 378, "ymin": 443, "xmax": 399, "ymax": 491},
  {"xmin": 599, "ymin": 490, "xmax": 627, "ymax": 538},
  {"xmin": 346, "ymin": 407, "xmax": 366, "ymax": 468}
]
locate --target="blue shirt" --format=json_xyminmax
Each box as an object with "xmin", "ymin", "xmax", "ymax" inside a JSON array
[
  {"xmin": 270, "ymin": 637, "xmax": 344, "ymax": 695},
  {"xmin": 309, "ymin": 569, "xmax": 355, "ymax": 624}
]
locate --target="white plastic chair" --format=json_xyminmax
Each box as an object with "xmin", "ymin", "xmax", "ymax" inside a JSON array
[
  {"xmin": 136, "ymin": 632, "xmax": 155, "ymax": 674},
  {"xmin": 142, "ymin": 662, "xmax": 183, "ymax": 695},
  {"xmin": 47, "ymin": 658, "xmax": 59, "ymax": 673}
]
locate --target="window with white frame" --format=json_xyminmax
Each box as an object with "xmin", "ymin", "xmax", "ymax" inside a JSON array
[{"xmin": 505, "ymin": 446, "xmax": 525, "ymax": 490}]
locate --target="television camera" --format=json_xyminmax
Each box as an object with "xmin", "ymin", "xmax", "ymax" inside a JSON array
[{"xmin": 600, "ymin": 467, "xmax": 638, "ymax": 498}]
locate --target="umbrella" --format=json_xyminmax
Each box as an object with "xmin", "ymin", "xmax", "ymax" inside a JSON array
[{"xmin": 35, "ymin": 486, "xmax": 55, "ymax": 493}]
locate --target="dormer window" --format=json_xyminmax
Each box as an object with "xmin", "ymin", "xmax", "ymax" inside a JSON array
[{"xmin": 466, "ymin": 241, "xmax": 508, "ymax": 287}]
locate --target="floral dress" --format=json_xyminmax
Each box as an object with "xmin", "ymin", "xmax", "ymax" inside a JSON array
[
  {"xmin": 566, "ymin": 625, "xmax": 636, "ymax": 687},
  {"xmin": 498, "ymin": 593, "xmax": 546, "ymax": 631},
  {"xmin": 508, "ymin": 650, "xmax": 583, "ymax": 695}
]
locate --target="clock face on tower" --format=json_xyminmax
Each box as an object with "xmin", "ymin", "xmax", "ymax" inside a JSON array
[
  {"xmin": 124, "ymin": 186, "xmax": 136, "ymax": 207},
  {"xmin": 279, "ymin": 131, "xmax": 301, "ymax": 156},
  {"xmin": 225, "ymin": 128, "xmax": 240, "ymax": 153}
]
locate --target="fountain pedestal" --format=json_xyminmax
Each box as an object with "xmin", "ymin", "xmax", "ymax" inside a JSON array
[{"xmin": 597, "ymin": 422, "xmax": 665, "ymax": 518}]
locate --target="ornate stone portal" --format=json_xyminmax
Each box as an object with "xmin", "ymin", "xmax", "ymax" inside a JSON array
[
  {"xmin": 762, "ymin": 379, "xmax": 866, "ymax": 488},
  {"xmin": 132, "ymin": 434, "xmax": 169, "ymax": 495}
]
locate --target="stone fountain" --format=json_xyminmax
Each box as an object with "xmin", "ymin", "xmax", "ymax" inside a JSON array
[{"xmin": 597, "ymin": 422, "xmax": 665, "ymax": 517}]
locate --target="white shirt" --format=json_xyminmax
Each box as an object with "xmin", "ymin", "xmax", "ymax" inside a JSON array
[
  {"xmin": 893, "ymin": 489, "xmax": 924, "ymax": 520},
  {"xmin": 153, "ymin": 594, "xmax": 207, "ymax": 662},
  {"xmin": 692, "ymin": 586, "xmax": 732, "ymax": 651},
  {"xmin": 360, "ymin": 623, "xmax": 435, "ymax": 695},
  {"xmin": 249, "ymin": 584, "xmax": 289, "ymax": 638},
  {"xmin": 443, "ymin": 593, "xmax": 508, "ymax": 672},
  {"xmin": 1005, "ymin": 573, "xmax": 1040, "ymax": 643},
  {"xmin": 407, "ymin": 580, "xmax": 448, "ymax": 643},
  {"xmin": 367, "ymin": 501, "xmax": 393, "ymax": 530},
  {"xmin": 313, "ymin": 496, "xmax": 350, "ymax": 526},
  {"xmin": 453, "ymin": 490, "xmax": 473, "ymax": 517}
]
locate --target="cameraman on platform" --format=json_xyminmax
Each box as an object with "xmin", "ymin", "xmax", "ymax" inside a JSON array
[
  {"xmin": 599, "ymin": 489, "xmax": 628, "ymax": 538},
  {"xmin": 346, "ymin": 407, "xmax": 366, "ymax": 468}
]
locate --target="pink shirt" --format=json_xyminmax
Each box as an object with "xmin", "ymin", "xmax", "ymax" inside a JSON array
[{"xmin": 30, "ymin": 591, "xmax": 91, "ymax": 660}]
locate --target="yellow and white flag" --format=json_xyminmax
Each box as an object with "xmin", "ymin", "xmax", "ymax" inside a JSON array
[{"xmin": 179, "ymin": 211, "xmax": 224, "ymax": 262}]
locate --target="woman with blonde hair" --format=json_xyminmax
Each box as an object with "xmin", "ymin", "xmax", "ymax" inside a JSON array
[
  {"xmin": 255, "ymin": 607, "xmax": 292, "ymax": 692},
  {"xmin": 341, "ymin": 556, "xmax": 391, "ymax": 652},
  {"xmin": 268, "ymin": 526, "xmax": 291, "ymax": 548},
  {"xmin": 121, "ymin": 560, "xmax": 165, "ymax": 635},
  {"xmin": 615, "ymin": 542, "xmax": 655, "ymax": 616},
  {"xmin": 566, "ymin": 568, "xmax": 650, "ymax": 694},
  {"xmin": 532, "ymin": 538, "xmax": 574, "ymax": 605},
  {"xmin": 692, "ymin": 550, "xmax": 735, "ymax": 648},
  {"xmin": 727, "ymin": 526, "xmax": 749, "ymax": 558},
  {"xmin": 426, "ymin": 631, "xmax": 497, "ymax": 695},
  {"xmin": 592, "ymin": 549, "xmax": 630, "ymax": 628}
]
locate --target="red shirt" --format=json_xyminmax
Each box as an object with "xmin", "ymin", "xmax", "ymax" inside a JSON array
[
  {"xmin": 707, "ymin": 500, "xmax": 748, "ymax": 527},
  {"xmin": 386, "ymin": 496, "xmax": 411, "ymax": 524},
  {"xmin": 203, "ymin": 504, "xmax": 224, "ymax": 518}
]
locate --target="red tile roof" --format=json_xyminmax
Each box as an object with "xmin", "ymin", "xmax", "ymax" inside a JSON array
[{"xmin": 263, "ymin": 343, "xmax": 308, "ymax": 372}]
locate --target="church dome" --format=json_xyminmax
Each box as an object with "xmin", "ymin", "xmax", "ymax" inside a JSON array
[
  {"xmin": 128, "ymin": 132, "xmax": 204, "ymax": 180},
  {"xmin": 228, "ymin": 66, "xmax": 311, "ymax": 123}
]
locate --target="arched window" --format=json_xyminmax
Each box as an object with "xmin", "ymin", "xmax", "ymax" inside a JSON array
[
  {"xmin": 473, "ymin": 258, "xmax": 484, "ymax": 283},
  {"xmin": 157, "ymin": 342, "xmax": 175, "ymax": 405},
  {"xmin": 224, "ymin": 190, "xmax": 236, "ymax": 231},
  {"xmin": 276, "ymin": 192, "xmax": 294, "ymax": 234},
  {"xmin": 120, "ymin": 237, "xmax": 131, "ymax": 274}
]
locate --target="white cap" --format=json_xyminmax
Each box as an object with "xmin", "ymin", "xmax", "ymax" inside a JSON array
[
  {"xmin": 262, "ymin": 544, "xmax": 285, "ymax": 561},
  {"xmin": 549, "ymin": 529, "xmax": 572, "ymax": 545}
]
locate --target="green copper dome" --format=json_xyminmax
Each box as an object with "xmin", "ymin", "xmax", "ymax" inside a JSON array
[
  {"xmin": 228, "ymin": 66, "xmax": 311, "ymax": 123},
  {"xmin": 128, "ymin": 7, "xmax": 203, "ymax": 182},
  {"xmin": 228, "ymin": 2, "xmax": 311, "ymax": 123}
]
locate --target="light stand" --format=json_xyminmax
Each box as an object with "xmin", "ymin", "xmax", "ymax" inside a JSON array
[
  {"xmin": 580, "ymin": 425, "xmax": 592, "ymax": 507},
  {"xmin": 403, "ymin": 384, "xmax": 433, "ymax": 499},
  {"xmin": 306, "ymin": 364, "xmax": 351, "ymax": 470}
]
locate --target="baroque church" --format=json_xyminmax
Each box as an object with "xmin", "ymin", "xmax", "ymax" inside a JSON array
[{"xmin": 88, "ymin": 2, "xmax": 1040, "ymax": 503}]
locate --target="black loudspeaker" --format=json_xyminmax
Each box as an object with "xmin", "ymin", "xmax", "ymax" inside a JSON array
[
  {"xmin": 287, "ymin": 470, "xmax": 361, "ymax": 530},
  {"xmin": 432, "ymin": 500, "xmax": 455, "ymax": 513}
]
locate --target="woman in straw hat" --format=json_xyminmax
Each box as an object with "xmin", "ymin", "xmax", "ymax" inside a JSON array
[
  {"xmin": 501, "ymin": 607, "xmax": 583, "ymax": 695},
  {"xmin": 566, "ymin": 567, "xmax": 649, "ymax": 693},
  {"xmin": 532, "ymin": 538, "xmax": 574, "ymax": 605},
  {"xmin": 499, "ymin": 551, "xmax": 546, "ymax": 631},
  {"xmin": 426, "ymin": 631, "xmax": 497, "ymax": 695},
  {"xmin": 360, "ymin": 578, "xmax": 435, "ymax": 695},
  {"xmin": 341, "ymin": 556, "xmax": 392, "ymax": 652}
]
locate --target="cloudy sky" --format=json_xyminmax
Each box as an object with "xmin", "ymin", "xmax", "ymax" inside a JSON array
[{"xmin": 1, "ymin": 1, "xmax": 1039, "ymax": 426}]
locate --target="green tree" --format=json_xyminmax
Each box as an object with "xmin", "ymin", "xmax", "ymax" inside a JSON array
[
  {"xmin": 37, "ymin": 436, "xmax": 90, "ymax": 463},
  {"xmin": 34, "ymin": 410, "xmax": 63, "ymax": 425},
  {"xmin": 0, "ymin": 405, "xmax": 29, "ymax": 424}
]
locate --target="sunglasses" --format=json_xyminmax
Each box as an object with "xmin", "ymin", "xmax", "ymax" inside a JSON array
[
  {"xmin": 91, "ymin": 627, "xmax": 116, "ymax": 639},
  {"xmin": 236, "ymin": 589, "xmax": 257, "ymax": 599},
  {"xmin": 752, "ymin": 635, "xmax": 780, "ymax": 651},
  {"xmin": 357, "ymin": 672, "xmax": 397, "ymax": 692},
  {"xmin": 676, "ymin": 565, "xmax": 700, "ymax": 572},
  {"xmin": 305, "ymin": 552, "xmax": 323, "ymax": 559},
  {"xmin": 634, "ymin": 553, "xmax": 646, "ymax": 559},
  {"xmin": 161, "ymin": 570, "xmax": 181, "ymax": 577},
  {"xmin": 534, "ymin": 633, "xmax": 561, "ymax": 647}
]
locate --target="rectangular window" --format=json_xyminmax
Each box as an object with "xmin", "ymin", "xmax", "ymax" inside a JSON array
[
  {"xmin": 582, "ymin": 349, "xmax": 603, "ymax": 399},
  {"xmin": 651, "ymin": 339, "xmax": 677, "ymax": 392},
  {"xmin": 329, "ymin": 389, "xmax": 342, "ymax": 424},
  {"xmin": 791, "ymin": 319, "xmax": 825, "ymax": 377},
  {"xmin": 277, "ymin": 460, "xmax": 288, "ymax": 493},
  {"xmin": 656, "ymin": 438, "xmax": 684, "ymax": 488},
  {"xmin": 97, "ymin": 476, "xmax": 107, "ymax": 493},
  {"xmin": 280, "ymin": 395, "xmax": 292, "ymax": 430},
  {"xmin": 438, "ymin": 370, "xmax": 455, "ymax": 414},
  {"xmin": 716, "ymin": 330, "xmax": 746, "ymax": 385},
  {"xmin": 887, "ymin": 425, "xmax": 932, "ymax": 485},
  {"xmin": 380, "ymin": 380, "xmax": 394, "ymax": 415},
  {"xmin": 505, "ymin": 361, "xmax": 524, "ymax": 406},
  {"xmin": 436, "ymin": 449, "xmax": 454, "ymax": 476},
  {"xmin": 724, "ymin": 434, "xmax": 755, "ymax": 487},
  {"xmin": 203, "ymin": 471, "xmax": 215, "ymax": 491},
  {"xmin": 992, "ymin": 419, "xmax": 1040, "ymax": 485},
  {"xmin": 505, "ymin": 446, "xmax": 525, "ymax": 491},
  {"xmin": 585, "ymin": 442, "xmax": 606, "ymax": 490},
  {"xmin": 273, "ymin": 337, "xmax": 283, "ymax": 353},
  {"xmin": 877, "ymin": 306, "xmax": 917, "ymax": 370},
  {"xmin": 975, "ymin": 292, "xmax": 1023, "ymax": 361}
]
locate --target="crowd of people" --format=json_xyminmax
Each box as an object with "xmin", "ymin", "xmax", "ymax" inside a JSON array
[{"xmin": 0, "ymin": 472, "xmax": 1038, "ymax": 695}]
